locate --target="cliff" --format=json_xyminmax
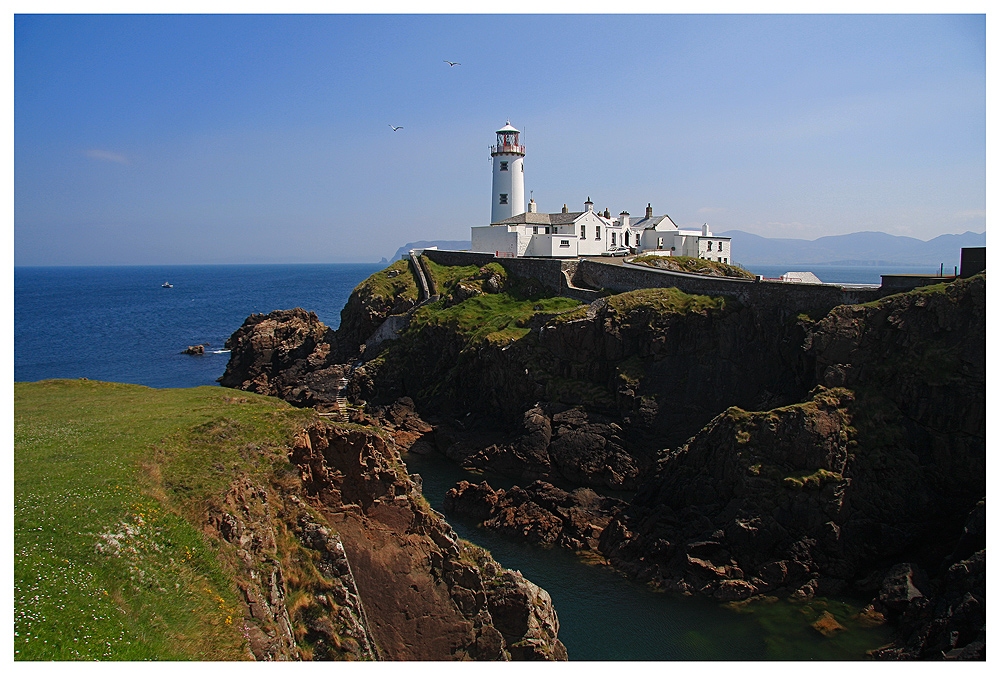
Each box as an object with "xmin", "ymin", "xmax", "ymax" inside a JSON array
[
  {"xmin": 181, "ymin": 415, "xmax": 567, "ymax": 660},
  {"xmin": 219, "ymin": 258, "xmax": 984, "ymax": 660},
  {"xmin": 280, "ymin": 421, "xmax": 566, "ymax": 660},
  {"xmin": 222, "ymin": 259, "xmax": 818, "ymax": 489}
]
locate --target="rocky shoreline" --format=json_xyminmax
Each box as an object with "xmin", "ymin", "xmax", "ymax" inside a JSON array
[{"xmin": 219, "ymin": 258, "xmax": 985, "ymax": 660}]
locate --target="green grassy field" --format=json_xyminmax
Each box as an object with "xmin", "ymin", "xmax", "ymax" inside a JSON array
[{"xmin": 14, "ymin": 379, "xmax": 315, "ymax": 660}]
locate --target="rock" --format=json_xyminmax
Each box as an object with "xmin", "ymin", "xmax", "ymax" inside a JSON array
[
  {"xmin": 445, "ymin": 479, "xmax": 625, "ymax": 552},
  {"xmin": 218, "ymin": 308, "xmax": 350, "ymax": 408},
  {"xmin": 852, "ymin": 604, "xmax": 886, "ymax": 628},
  {"xmin": 599, "ymin": 387, "xmax": 853, "ymax": 597},
  {"xmin": 182, "ymin": 343, "xmax": 207, "ymax": 355},
  {"xmin": 877, "ymin": 563, "xmax": 928, "ymax": 614},
  {"xmin": 487, "ymin": 570, "xmax": 567, "ymax": 660},
  {"xmin": 286, "ymin": 421, "xmax": 566, "ymax": 660},
  {"xmin": 811, "ymin": 610, "xmax": 846, "ymax": 637},
  {"xmin": 219, "ymin": 262, "xmax": 984, "ymax": 661},
  {"xmin": 713, "ymin": 580, "xmax": 756, "ymax": 601},
  {"xmin": 444, "ymin": 481, "xmax": 500, "ymax": 521}
]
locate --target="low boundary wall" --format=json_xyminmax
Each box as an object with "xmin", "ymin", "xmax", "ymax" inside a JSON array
[
  {"xmin": 419, "ymin": 249, "xmax": 891, "ymax": 312},
  {"xmin": 577, "ymin": 260, "xmax": 888, "ymax": 310},
  {"xmin": 422, "ymin": 249, "xmax": 567, "ymax": 294}
]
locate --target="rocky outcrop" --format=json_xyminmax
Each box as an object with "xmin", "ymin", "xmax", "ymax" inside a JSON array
[
  {"xmin": 218, "ymin": 308, "xmax": 346, "ymax": 409},
  {"xmin": 867, "ymin": 502, "xmax": 985, "ymax": 660},
  {"xmin": 592, "ymin": 277, "xmax": 985, "ymax": 657},
  {"xmin": 336, "ymin": 259, "xmax": 422, "ymax": 354},
  {"xmin": 347, "ymin": 285, "xmax": 815, "ymax": 489},
  {"xmin": 220, "ymin": 260, "xmax": 984, "ymax": 660},
  {"xmin": 286, "ymin": 421, "xmax": 566, "ymax": 660},
  {"xmin": 432, "ymin": 405, "xmax": 645, "ymax": 490},
  {"xmin": 598, "ymin": 387, "xmax": 861, "ymax": 600},
  {"xmin": 203, "ymin": 476, "xmax": 300, "ymax": 660},
  {"xmin": 444, "ymin": 480, "xmax": 626, "ymax": 552},
  {"xmin": 199, "ymin": 419, "xmax": 566, "ymax": 661}
]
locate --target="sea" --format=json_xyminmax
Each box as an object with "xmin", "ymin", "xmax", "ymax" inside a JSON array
[{"xmin": 14, "ymin": 262, "xmax": 911, "ymax": 660}]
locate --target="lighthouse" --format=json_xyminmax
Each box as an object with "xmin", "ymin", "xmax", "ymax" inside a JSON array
[{"xmin": 490, "ymin": 121, "xmax": 526, "ymax": 224}]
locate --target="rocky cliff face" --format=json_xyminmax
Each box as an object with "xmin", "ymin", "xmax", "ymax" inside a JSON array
[
  {"xmin": 218, "ymin": 308, "xmax": 346, "ymax": 410},
  {"xmin": 447, "ymin": 276, "xmax": 986, "ymax": 659},
  {"xmin": 220, "ymin": 260, "xmax": 984, "ymax": 660},
  {"xmin": 352, "ymin": 284, "xmax": 818, "ymax": 490},
  {"xmin": 445, "ymin": 480, "xmax": 626, "ymax": 552},
  {"xmin": 201, "ymin": 418, "xmax": 566, "ymax": 660}
]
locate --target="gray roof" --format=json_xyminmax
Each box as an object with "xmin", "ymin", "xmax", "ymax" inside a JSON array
[
  {"xmin": 492, "ymin": 211, "xmax": 597, "ymax": 226},
  {"xmin": 623, "ymin": 214, "xmax": 678, "ymax": 231}
]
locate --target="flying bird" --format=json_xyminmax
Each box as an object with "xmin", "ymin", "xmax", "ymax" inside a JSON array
[
  {"xmin": 444, "ymin": 60, "xmax": 461, "ymax": 67},
  {"xmin": 389, "ymin": 124, "xmax": 403, "ymax": 131}
]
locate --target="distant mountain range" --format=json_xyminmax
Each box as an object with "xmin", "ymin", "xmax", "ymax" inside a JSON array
[
  {"xmin": 718, "ymin": 230, "xmax": 985, "ymax": 268},
  {"xmin": 389, "ymin": 231, "xmax": 985, "ymax": 268}
]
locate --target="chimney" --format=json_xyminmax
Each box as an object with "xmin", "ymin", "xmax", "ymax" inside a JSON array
[
  {"xmin": 620, "ymin": 211, "xmax": 630, "ymax": 229},
  {"xmin": 584, "ymin": 197, "xmax": 594, "ymax": 212},
  {"xmin": 646, "ymin": 203, "xmax": 653, "ymax": 218},
  {"xmin": 528, "ymin": 199, "xmax": 537, "ymax": 213},
  {"xmin": 562, "ymin": 204, "xmax": 569, "ymax": 213},
  {"xmin": 603, "ymin": 208, "xmax": 610, "ymax": 219}
]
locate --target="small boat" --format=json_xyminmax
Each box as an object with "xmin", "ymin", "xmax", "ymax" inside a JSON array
[{"xmin": 162, "ymin": 282, "xmax": 173, "ymax": 288}]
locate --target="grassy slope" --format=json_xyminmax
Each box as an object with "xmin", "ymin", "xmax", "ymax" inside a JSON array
[
  {"xmin": 410, "ymin": 258, "xmax": 581, "ymax": 347},
  {"xmin": 14, "ymin": 379, "xmax": 315, "ymax": 660},
  {"xmin": 630, "ymin": 254, "xmax": 755, "ymax": 279}
]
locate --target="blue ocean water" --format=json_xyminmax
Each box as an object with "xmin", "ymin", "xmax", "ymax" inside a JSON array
[
  {"xmin": 14, "ymin": 263, "xmax": 381, "ymax": 387},
  {"xmin": 14, "ymin": 262, "xmax": 897, "ymax": 660}
]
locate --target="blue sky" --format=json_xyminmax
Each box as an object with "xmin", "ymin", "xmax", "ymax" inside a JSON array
[{"xmin": 13, "ymin": 12, "xmax": 986, "ymax": 265}]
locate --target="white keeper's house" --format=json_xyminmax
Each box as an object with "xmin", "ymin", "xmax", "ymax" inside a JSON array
[{"xmin": 470, "ymin": 122, "xmax": 732, "ymax": 263}]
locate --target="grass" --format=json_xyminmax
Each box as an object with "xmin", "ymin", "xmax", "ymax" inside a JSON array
[
  {"xmin": 409, "ymin": 286, "xmax": 581, "ymax": 347},
  {"xmin": 14, "ymin": 379, "xmax": 316, "ymax": 660},
  {"xmin": 782, "ymin": 468, "xmax": 845, "ymax": 491},
  {"xmin": 352, "ymin": 258, "xmax": 420, "ymax": 304},
  {"xmin": 630, "ymin": 255, "xmax": 755, "ymax": 279},
  {"xmin": 606, "ymin": 287, "xmax": 729, "ymax": 321},
  {"xmin": 421, "ymin": 258, "xmax": 487, "ymax": 295}
]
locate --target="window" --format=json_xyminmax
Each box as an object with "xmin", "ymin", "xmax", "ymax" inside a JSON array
[
  {"xmin": 707, "ymin": 241, "xmax": 713, "ymax": 251},
  {"xmin": 545, "ymin": 226, "xmax": 551, "ymax": 234},
  {"xmin": 532, "ymin": 226, "xmax": 538, "ymax": 234},
  {"xmin": 611, "ymin": 232, "xmax": 616, "ymax": 246},
  {"xmin": 499, "ymin": 193, "xmax": 508, "ymax": 204},
  {"xmin": 580, "ymin": 224, "xmax": 586, "ymax": 239},
  {"xmin": 636, "ymin": 234, "xmax": 641, "ymax": 247},
  {"xmin": 559, "ymin": 240, "xmax": 570, "ymax": 247},
  {"xmin": 500, "ymin": 161, "xmax": 508, "ymax": 171},
  {"xmin": 723, "ymin": 258, "xmax": 728, "ymax": 264},
  {"xmin": 596, "ymin": 226, "xmax": 601, "ymax": 240},
  {"xmin": 625, "ymin": 231, "xmax": 630, "ymax": 246}
]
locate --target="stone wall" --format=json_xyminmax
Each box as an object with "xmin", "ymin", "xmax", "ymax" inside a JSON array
[
  {"xmin": 420, "ymin": 249, "xmax": 892, "ymax": 313},
  {"xmin": 423, "ymin": 249, "xmax": 567, "ymax": 294},
  {"xmin": 575, "ymin": 260, "xmax": 889, "ymax": 312}
]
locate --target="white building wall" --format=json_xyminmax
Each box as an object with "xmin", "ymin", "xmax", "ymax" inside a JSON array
[
  {"xmin": 638, "ymin": 228, "xmax": 672, "ymax": 254},
  {"xmin": 702, "ymin": 238, "xmax": 731, "ymax": 262},
  {"xmin": 577, "ymin": 212, "xmax": 625, "ymax": 256},
  {"xmin": 523, "ymin": 234, "xmax": 578, "ymax": 257},
  {"xmin": 471, "ymin": 225, "xmax": 518, "ymax": 256},
  {"xmin": 491, "ymin": 154, "xmax": 525, "ymax": 223},
  {"xmin": 673, "ymin": 231, "xmax": 703, "ymax": 257}
]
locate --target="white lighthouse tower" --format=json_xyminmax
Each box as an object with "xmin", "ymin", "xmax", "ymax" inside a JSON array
[{"xmin": 490, "ymin": 121, "xmax": 526, "ymax": 224}]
